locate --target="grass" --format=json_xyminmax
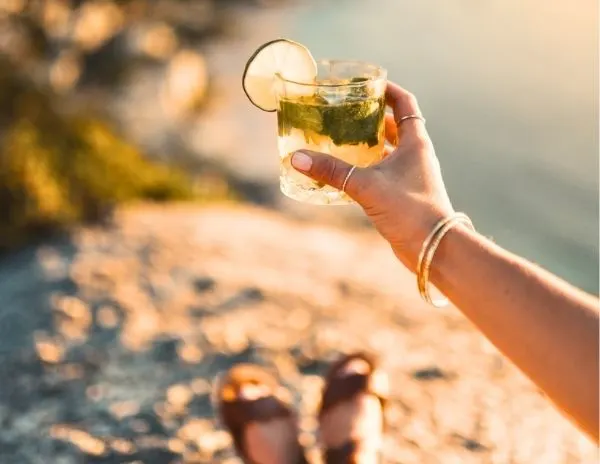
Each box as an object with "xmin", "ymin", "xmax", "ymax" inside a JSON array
[{"xmin": 0, "ymin": 59, "xmax": 232, "ymax": 251}]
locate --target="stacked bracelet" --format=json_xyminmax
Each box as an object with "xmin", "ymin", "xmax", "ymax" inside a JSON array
[{"xmin": 416, "ymin": 212, "xmax": 474, "ymax": 307}]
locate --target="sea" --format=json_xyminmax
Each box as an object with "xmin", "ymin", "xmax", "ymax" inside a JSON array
[{"xmin": 198, "ymin": 0, "xmax": 598, "ymax": 293}]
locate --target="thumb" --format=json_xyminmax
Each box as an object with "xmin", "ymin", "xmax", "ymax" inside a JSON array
[{"xmin": 291, "ymin": 150, "xmax": 365, "ymax": 198}]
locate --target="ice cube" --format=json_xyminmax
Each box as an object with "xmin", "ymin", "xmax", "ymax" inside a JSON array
[{"xmin": 317, "ymin": 87, "xmax": 347, "ymax": 105}]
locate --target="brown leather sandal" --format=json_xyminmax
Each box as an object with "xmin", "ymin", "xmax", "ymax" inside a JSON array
[
  {"xmin": 215, "ymin": 363, "xmax": 308, "ymax": 464},
  {"xmin": 318, "ymin": 352, "xmax": 388, "ymax": 464}
]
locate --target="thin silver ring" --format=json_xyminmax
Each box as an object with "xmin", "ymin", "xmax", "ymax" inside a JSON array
[
  {"xmin": 397, "ymin": 114, "xmax": 426, "ymax": 125},
  {"xmin": 342, "ymin": 165, "xmax": 357, "ymax": 193}
]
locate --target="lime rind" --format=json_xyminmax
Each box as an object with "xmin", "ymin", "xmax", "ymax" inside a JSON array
[{"xmin": 242, "ymin": 38, "xmax": 317, "ymax": 112}]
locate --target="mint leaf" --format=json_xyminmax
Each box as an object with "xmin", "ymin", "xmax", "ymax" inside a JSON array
[{"xmin": 278, "ymin": 93, "xmax": 384, "ymax": 147}]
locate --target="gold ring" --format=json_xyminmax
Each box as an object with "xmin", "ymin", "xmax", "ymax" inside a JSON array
[
  {"xmin": 397, "ymin": 114, "xmax": 426, "ymax": 125},
  {"xmin": 342, "ymin": 165, "xmax": 357, "ymax": 193}
]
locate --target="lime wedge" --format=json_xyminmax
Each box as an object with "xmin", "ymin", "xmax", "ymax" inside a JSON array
[{"xmin": 242, "ymin": 39, "xmax": 317, "ymax": 112}]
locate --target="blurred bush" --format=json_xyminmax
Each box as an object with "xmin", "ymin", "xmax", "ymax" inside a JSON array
[
  {"xmin": 0, "ymin": 59, "xmax": 195, "ymax": 251},
  {"xmin": 0, "ymin": 0, "xmax": 249, "ymax": 251}
]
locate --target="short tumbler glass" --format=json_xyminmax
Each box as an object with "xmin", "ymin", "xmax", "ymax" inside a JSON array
[{"xmin": 275, "ymin": 60, "xmax": 387, "ymax": 205}]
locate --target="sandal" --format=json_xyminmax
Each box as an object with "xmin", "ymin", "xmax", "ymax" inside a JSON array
[
  {"xmin": 318, "ymin": 352, "xmax": 388, "ymax": 463},
  {"xmin": 215, "ymin": 363, "xmax": 308, "ymax": 464}
]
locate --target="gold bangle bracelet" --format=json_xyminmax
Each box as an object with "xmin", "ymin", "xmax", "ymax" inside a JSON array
[
  {"xmin": 416, "ymin": 213, "xmax": 470, "ymax": 278},
  {"xmin": 416, "ymin": 213, "xmax": 474, "ymax": 307},
  {"xmin": 416, "ymin": 214, "xmax": 465, "ymax": 305}
]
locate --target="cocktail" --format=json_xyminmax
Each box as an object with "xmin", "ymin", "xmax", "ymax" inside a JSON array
[{"xmin": 243, "ymin": 40, "xmax": 387, "ymax": 205}]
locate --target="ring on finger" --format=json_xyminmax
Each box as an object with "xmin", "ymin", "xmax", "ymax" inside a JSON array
[
  {"xmin": 342, "ymin": 165, "xmax": 357, "ymax": 193},
  {"xmin": 396, "ymin": 114, "xmax": 426, "ymax": 126}
]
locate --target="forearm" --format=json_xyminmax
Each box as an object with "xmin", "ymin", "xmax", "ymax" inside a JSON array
[{"xmin": 420, "ymin": 225, "xmax": 599, "ymax": 440}]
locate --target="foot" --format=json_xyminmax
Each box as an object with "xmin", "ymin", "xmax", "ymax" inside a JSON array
[
  {"xmin": 216, "ymin": 364, "xmax": 306, "ymax": 464},
  {"xmin": 318, "ymin": 354, "xmax": 387, "ymax": 464},
  {"xmin": 240, "ymin": 383, "xmax": 302, "ymax": 464}
]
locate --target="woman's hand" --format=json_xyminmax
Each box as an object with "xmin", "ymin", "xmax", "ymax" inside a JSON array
[
  {"xmin": 293, "ymin": 82, "xmax": 600, "ymax": 441},
  {"xmin": 291, "ymin": 82, "xmax": 454, "ymax": 271}
]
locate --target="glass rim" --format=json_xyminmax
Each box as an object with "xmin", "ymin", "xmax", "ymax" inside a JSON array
[{"xmin": 275, "ymin": 59, "xmax": 387, "ymax": 88}]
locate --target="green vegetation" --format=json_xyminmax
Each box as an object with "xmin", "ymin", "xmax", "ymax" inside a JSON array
[
  {"xmin": 0, "ymin": 61, "xmax": 213, "ymax": 251},
  {"xmin": 277, "ymin": 94, "xmax": 385, "ymax": 148}
]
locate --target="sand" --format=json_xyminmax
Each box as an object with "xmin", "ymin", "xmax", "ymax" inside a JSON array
[{"xmin": 0, "ymin": 204, "xmax": 595, "ymax": 463}]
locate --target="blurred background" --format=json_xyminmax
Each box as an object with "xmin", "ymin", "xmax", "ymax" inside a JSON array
[{"xmin": 0, "ymin": 0, "xmax": 598, "ymax": 462}]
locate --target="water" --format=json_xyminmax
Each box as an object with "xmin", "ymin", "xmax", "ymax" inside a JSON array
[{"xmin": 200, "ymin": 0, "xmax": 598, "ymax": 293}]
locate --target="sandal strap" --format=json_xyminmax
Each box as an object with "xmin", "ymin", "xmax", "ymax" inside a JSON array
[
  {"xmin": 221, "ymin": 395, "xmax": 302, "ymax": 464},
  {"xmin": 319, "ymin": 352, "xmax": 387, "ymax": 419},
  {"xmin": 324, "ymin": 441, "xmax": 359, "ymax": 464},
  {"xmin": 319, "ymin": 352, "xmax": 387, "ymax": 464},
  {"xmin": 220, "ymin": 395, "xmax": 292, "ymax": 430},
  {"xmin": 216, "ymin": 364, "xmax": 308, "ymax": 464}
]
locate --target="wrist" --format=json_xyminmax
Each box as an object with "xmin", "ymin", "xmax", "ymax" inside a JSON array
[
  {"xmin": 428, "ymin": 222, "xmax": 479, "ymax": 291},
  {"xmin": 390, "ymin": 208, "xmax": 453, "ymax": 273},
  {"xmin": 415, "ymin": 213, "xmax": 474, "ymax": 307}
]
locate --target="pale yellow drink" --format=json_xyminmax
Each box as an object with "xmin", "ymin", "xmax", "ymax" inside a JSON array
[{"xmin": 275, "ymin": 61, "xmax": 387, "ymax": 205}]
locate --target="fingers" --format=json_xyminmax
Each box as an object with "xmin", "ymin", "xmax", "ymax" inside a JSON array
[
  {"xmin": 385, "ymin": 82, "xmax": 422, "ymax": 120},
  {"xmin": 290, "ymin": 150, "xmax": 366, "ymax": 198},
  {"xmin": 385, "ymin": 82, "xmax": 428, "ymax": 141}
]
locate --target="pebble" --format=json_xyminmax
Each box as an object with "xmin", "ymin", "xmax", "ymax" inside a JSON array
[
  {"xmin": 166, "ymin": 384, "xmax": 193, "ymax": 409},
  {"xmin": 177, "ymin": 419, "xmax": 212, "ymax": 442},
  {"xmin": 72, "ymin": 0, "xmax": 124, "ymax": 51},
  {"xmin": 110, "ymin": 438, "xmax": 136, "ymax": 454},
  {"xmin": 97, "ymin": 306, "xmax": 120, "ymax": 329},
  {"xmin": 195, "ymin": 430, "xmax": 231, "ymax": 454},
  {"xmin": 177, "ymin": 343, "xmax": 204, "ymax": 364},
  {"xmin": 161, "ymin": 50, "xmax": 208, "ymax": 116},
  {"xmin": 0, "ymin": 206, "xmax": 596, "ymax": 463},
  {"xmin": 109, "ymin": 400, "xmax": 140, "ymax": 420},
  {"xmin": 35, "ymin": 336, "xmax": 64, "ymax": 364}
]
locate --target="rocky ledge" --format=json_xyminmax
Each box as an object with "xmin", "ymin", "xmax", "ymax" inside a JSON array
[{"xmin": 0, "ymin": 205, "xmax": 595, "ymax": 463}]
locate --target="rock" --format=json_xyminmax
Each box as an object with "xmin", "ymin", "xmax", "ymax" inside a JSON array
[
  {"xmin": 72, "ymin": 0, "xmax": 124, "ymax": 52},
  {"xmin": 96, "ymin": 305, "xmax": 120, "ymax": 329},
  {"xmin": 109, "ymin": 400, "xmax": 140, "ymax": 420},
  {"xmin": 412, "ymin": 366, "xmax": 447, "ymax": 381},
  {"xmin": 166, "ymin": 437, "xmax": 186, "ymax": 454},
  {"xmin": 50, "ymin": 427, "xmax": 107, "ymax": 457},
  {"xmin": 52, "ymin": 296, "xmax": 92, "ymax": 342},
  {"xmin": 41, "ymin": 0, "xmax": 72, "ymax": 40},
  {"xmin": 126, "ymin": 21, "xmax": 178, "ymax": 60},
  {"xmin": 177, "ymin": 418, "xmax": 212, "ymax": 443},
  {"xmin": 241, "ymin": 287, "xmax": 264, "ymax": 301},
  {"xmin": 165, "ymin": 384, "xmax": 193, "ymax": 409},
  {"xmin": 177, "ymin": 343, "xmax": 204, "ymax": 364},
  {"xmin": 34, "ymin": 335, "xmax": 64, "ymax": 364},
  {"xmin": 160, "ymin": 50, "xmax": 209, "ymax": 117},
  {"xmin": 190, "ymin": 378, "xmax": 210, "ymax": 396},
  {"xmin": 193, "ymin": 277, "xmax": 216, "ymax": 293},
  {"xmin": 462, "ymin": 437, "xmax": 489, "ymax": 452},
  {"xmin": 195, "ymin": 429, "xmax": 231, "ymax": 455}
]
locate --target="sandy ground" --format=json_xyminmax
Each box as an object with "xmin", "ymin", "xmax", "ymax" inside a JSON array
[{"xmin": 0, "ymin": 204, "xmax": 596, "ymax": 463}]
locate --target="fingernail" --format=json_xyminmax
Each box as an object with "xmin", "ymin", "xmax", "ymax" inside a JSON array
[{"xmin": 291, "ymin": 152, "xmax": 312, "ymax": 171}]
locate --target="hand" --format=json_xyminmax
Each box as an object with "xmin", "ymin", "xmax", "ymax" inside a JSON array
[{"xmin": 290, "ymin": 82, "xmax": 455, "ymax": 272}]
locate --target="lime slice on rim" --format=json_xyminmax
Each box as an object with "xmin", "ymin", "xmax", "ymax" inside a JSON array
[{"xmin": 242, "ymin": 38, "xmax": 317, "ymax": 112}]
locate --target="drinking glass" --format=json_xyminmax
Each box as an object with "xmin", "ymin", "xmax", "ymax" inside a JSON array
[{"xmin": 275, "ymin": 60, "xmax": 387, "ymax": 205}]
